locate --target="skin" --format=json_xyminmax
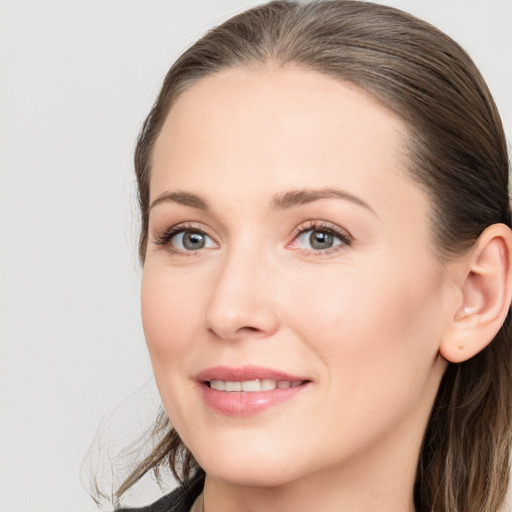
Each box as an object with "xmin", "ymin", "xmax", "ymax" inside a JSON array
[{"xmin": 141, "ymin": 66, "xmax": 461, "ymax": 512}]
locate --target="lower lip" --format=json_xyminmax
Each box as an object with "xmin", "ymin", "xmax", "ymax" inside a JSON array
[{"xmin": 199, "ymin": 383, "xmax": 310, "ymax": 417}]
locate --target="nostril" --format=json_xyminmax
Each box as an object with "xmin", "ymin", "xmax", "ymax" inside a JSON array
[{"xmin": 236, "ymin": 326, "xmax": 266, "ymax": 337}]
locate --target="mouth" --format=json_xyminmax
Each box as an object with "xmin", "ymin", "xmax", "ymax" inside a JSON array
[
  {"xmin": 196, "ymin": 366, "xmax": 312, "ymax": 416},
  {"xmin": 208, "ymin": 378, "xmax": 306, "ymax": 392}
]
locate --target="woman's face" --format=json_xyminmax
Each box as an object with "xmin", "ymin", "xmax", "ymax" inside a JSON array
[{"xmin": 142, "ymin": 67, "xmax": 452, "ymax": 487}]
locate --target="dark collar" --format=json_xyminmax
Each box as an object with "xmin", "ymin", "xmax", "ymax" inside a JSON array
[{"xmin": 116, "ymin": 470, "xmax": 205, "ymax": 512}]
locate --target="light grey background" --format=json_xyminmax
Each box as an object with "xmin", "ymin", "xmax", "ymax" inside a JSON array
[{"xmin": 1, "ymin": 1, "xmax": 511, "ymax": 511}]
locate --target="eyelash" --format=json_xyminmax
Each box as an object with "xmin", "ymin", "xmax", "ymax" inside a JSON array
[
  {"xmin": 153, "ymin": 220, "xmax": 352, "ymax": 257},
  {"xmin": 290, "ymin": 221, "xmax": 352, "ymax": 255},
  {"xmin": 153, "ymin": 222, "xmax": 211, "ymax": 257}
]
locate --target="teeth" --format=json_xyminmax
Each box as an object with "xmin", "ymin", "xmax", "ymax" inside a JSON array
[
  {"xmin": 210, "ymin": 380, "xmax": 225, "ymax": 391},
  {"xmin": 209, "ymin": 379, "xmax": 303, "ymax": 392},
  {"xmin": 225, "ymin": 381, "xmax": 241, "ymax": 392},
  {"xmin": 241, "ymin": 380, "xmax": 261, "ymax": 392},
  {"xmin": 261, "ymin": 379, "xmax": 277, "ymax": 391}
]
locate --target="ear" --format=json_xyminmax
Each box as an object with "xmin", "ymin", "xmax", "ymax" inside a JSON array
[{"xmin": 440, "ymin": 223, "xmax": 512, "ymax": 363}]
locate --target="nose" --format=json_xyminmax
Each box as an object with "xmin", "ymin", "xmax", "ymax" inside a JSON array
[{"xmin": 203, "ymin": 248, "xmax": 280, "ymax": 342}]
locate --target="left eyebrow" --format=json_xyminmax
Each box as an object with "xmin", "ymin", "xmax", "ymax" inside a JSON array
[{"xmin": 271, "ymin": 187, "xmax": 376, "ymax": 216}]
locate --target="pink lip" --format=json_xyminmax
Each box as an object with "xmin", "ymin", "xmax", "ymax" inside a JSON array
[
  {"xmin": 196, "ymin": 365, "xmax": 312, "ymax": 417},
  {"xmin": 196, "ymin": 365, "xmax": 309, "ymax": 382}
]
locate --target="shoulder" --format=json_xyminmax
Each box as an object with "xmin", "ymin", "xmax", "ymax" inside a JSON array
[{"xmin": 115, "ymin": 471, "xmax": 205, "ymax": 512}]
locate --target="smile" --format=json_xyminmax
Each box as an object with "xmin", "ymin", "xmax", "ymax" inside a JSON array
[
  {"xmin": 197, "ymin": 366, "xmax": 312, "ymax": 416},
  {"xmin": 209, "ymin": 379, "xmax": 305, "ymax": 392}
]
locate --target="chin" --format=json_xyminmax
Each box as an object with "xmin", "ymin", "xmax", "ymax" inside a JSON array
[
  {"xmin": 190, "ymin": 439, "xmax": 306, "ymax": 488},
  {"xmin": 203, "ymin": 461, "xmax": 301, "ymax": 488}
]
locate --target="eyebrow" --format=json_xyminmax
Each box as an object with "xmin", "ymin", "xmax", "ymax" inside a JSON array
[
  {"xmin": 271, "ymin": 187, "xmax": 376, "ymax": 214},
  {"xmin": 150, "ymin": 187, "xmax": 375, "ymax": 215},
  {"xmin": 150, "ymin": 191, "xmax": 209, "ymax": 210}
]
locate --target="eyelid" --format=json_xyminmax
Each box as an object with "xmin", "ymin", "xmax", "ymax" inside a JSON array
[
  {"xmin": 287, "ymin": 220, "xmax": 353, "ymax": 253},
  {"xmin": 152, "ymin": 222, "xmax": 219, "ymax": 256}
]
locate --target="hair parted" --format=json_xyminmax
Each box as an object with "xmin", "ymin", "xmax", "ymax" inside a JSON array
[{"xmin": 118, "ymin": 2, "xmax": 512, "ymax": 511}]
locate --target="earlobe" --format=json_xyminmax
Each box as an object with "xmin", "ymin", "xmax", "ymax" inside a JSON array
[{"xmin": 440, "ymin": 223, "xmax": 512, "ymax": 363}]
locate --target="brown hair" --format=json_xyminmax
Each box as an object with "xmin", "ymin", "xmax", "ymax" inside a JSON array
[{"xmin": 119, "ymin": 2, "xmax": 512, "ymax": 510}]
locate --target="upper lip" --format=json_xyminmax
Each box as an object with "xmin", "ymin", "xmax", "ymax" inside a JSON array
[{"xmin": 196, "ymin": 365, "xmax": 310, "ymax": 383}]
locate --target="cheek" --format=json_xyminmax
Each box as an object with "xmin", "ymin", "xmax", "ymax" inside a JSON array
[
  {"xmin": 278, "ymin": 260, "xmax": 446, "ymax": 454},
  {"xmin": 141, "ymin": 264, "xmax": 205, "ymax": 375},
  {"xmin": 282, "ymin": 257, "xmax": 445, "ymax": 386}
]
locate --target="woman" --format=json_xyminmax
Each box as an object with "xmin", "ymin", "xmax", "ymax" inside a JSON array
[{"xmin": 112, "ymin": 1, "xmax": 512, "ymax": 511}]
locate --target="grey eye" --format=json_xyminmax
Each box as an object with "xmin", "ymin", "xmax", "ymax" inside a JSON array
[
  {"xmin": 309, "ymin": 231, "xmax": 334, "ymax": 250},
  {"xmin": 182, "ymin": 232, "xmax": 205, "ymax": 250},
  {"xmin": 172, "ymin": 231, "xmax": 214, "ymax": 251},
  {"xmin": 296, "ymin": 229, "xmax": 343, "ymax": 251}
]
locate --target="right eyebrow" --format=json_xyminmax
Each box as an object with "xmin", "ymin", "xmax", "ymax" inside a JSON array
[{"xmin": 149, "ymin": 191, "xmax": 209, "ymax": 211}]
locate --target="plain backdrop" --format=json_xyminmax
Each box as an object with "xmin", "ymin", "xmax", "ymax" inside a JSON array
[{"xmin": 1, "ymin": 1, "xmax": 511, "ymax": 511}]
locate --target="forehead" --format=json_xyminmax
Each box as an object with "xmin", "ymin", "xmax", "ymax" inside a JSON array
[
  {"xmin": 154, "ymin": 65, "xmax": 409, "ymax": 168},
  {"xmin": 150, "ymin": 65, "xmax": 424, "ymax": 221}
]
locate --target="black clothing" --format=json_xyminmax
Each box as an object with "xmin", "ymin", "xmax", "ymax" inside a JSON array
[{"xmin": 116, "ymin": 471, "xmax": 205, "ymax": 512}]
